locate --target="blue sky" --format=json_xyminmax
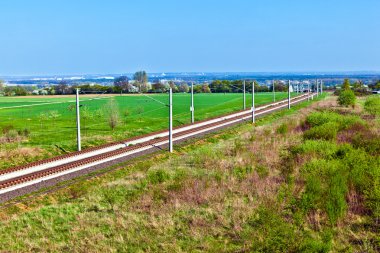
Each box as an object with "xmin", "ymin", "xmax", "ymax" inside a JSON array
[{"xmin": 0, "ymin": 0, "xmax": 379, "ymax": 75}]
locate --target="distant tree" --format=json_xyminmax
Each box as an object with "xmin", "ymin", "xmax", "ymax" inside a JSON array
[
  {"xmin": 140, "ymin": 82, "xmax": 151, "ymax": 93},
  {"xmin": 278, "ymin": 82, "xmax": 288, "ymax": 92},
  {"xmin": 152, "ymin": 82, "xmax": 167, "ymax": 93},
  {"xmin": 210, "ymin": 80, "xmax": 231, "ymax": 93},
  {"xmin": 133, "ymin": 71, "xmax": 148, "ymax": 92},
  {"xmin": 13, "ymin": 86, "xmax": 28, "ymax": 96},
  {"xmin": 342, "ymin": 79, "xmax": 351, "ymax": 90},
  {"xmin": 178, "ymin": 83, "xmax": 189, "ymax": 93},
  {"xmin": 114, "ymin": 76, "xmax": 129, "ymax": 93},
  {"xmin": 353, "ymin": 80, "xmax": 363, "ymax": 89},
  {"xmin": 55, "ymin": 81, "xmax": 73, "ymax": 95},
  {"xmin": 375, "ymin": 81, "xmax": 380, "ymax": 90},
  {"xmin": 201, "ymin": 84, "xmax": 211, "ymax": 93},
  {"xmin": 168, "ymin": 81, "xmax": 179, "ymax": 93},
  {"xmin": 0, "ymin": 80, "xmax": 4, "ymax": 93},
  {"xmin": 193, "ymin": 85, "xmax": 202, "ymax": 93}
]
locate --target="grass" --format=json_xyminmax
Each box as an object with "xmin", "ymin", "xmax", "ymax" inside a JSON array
[
  {"xmin": 6, "ymin": 94, "xmax": 376, "ymax": 252},
  {"xmin": 0, "ymin": 92, "xmax": 293, "ymax": 170}
]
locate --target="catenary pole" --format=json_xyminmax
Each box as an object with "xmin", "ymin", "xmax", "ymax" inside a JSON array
[
  {"xmin": 191, "ymin": 82, "xmax": 194, "ymax": 124},
  {"xmin": 243, "ymin": 80, "xmax": 246, "ymax": 110},
  {"xmin": 308, "ymin": 82, "xmax": 310, "ymax": 101},
  {"xmin": 321, "ymin": 80, "xmax": 323, "ymax": 94},
  {"xmin": 273, "ymin": 80, "xmax": 275, "ymax": 102},
  {"xmin": 75, "ymin": 88, "xmax": 81, "ymax": 151},
  {"xmin": 316, "ymin": 79, "xmax": 319, "ymax": 96},
  {"xmin": 252, "ymin": 81, "xmax": 255, "ymax": 123},
  {"xmin": 288, "ymin": 80, "xmax": 291, "ymax": 109},
  {"xmin": 169, "ymin": 88, "xmax": 173, "ymax": 153}
]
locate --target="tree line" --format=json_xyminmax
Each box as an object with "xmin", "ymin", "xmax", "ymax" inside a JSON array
[{"xmin": 1, "ymin": 74, "xmax": 380, "ymax": 97}]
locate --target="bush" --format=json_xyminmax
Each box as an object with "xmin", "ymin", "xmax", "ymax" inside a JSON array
[
  {"xmin": 301, "ymin": 159, "xmax": 348, "ymax": 224},
  {"xmin": 352, "ymin": 131, "xmax": 380, "ymax": 155},
  {"xmin": 276, "ymin": 122, "xmax": 288, "ymax": 135},
  {"xmin": 291, "ymin": 140, "xmax": 339, "ymax": 159},
  {"xmin": 303, "ymin": 122, "xmax": 339, "ymax": 141},
  {"xmin": 338, "ymin": 90, "xmax": 356, "ymax": 107},
  {"xmin": 147, "ymin": 169, "xmax": 170, "ymax": 184},
  {"xmin": 364, "ymin": 96, "xmax": 380, "ymax": 116},
  {"xmin": 245, "ymin": 207, "xmax": 331, "ymax": 252},
  {"xmin": 305, "ymin": 111, "xmax": 363, "ymax": 130},
  {"xmin": 306, "ymin": 112, "xmax": 342, "ymax": 127}
]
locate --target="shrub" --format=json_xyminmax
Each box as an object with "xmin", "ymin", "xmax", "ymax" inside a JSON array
[
  {"xmin": 276, "ymin": 122, "xmax": 288, "ymax": 135},
  {"xmin": 5, "ymin": 129, "xmax": 19, "ymax": 142},
  {"xmin": 103, "ymin": 99, "xmax": 120, "ymax": 130},
  {"xmin": 246, "ymin": 207, "xmax": 301, "ymax": 252},
  {"xmin": 2, "ymin": 125, "xmax": 14, "ymax": 134},
  {"xmin": 338, "ymin": 90, "xmax": 356, "ymax": 107},
  {"xmin": 245, "ymin": 207, "xmax": 331, "ymax": 252},
  {"xmin": 306, "ymin": 111, "xmax": 342, "ymax": 127},
  {"xmin": 303, "ymin": 122, "xmax": 339, "ymax": 141},
  {"xmin": 291, "ymin": 140, "xmax": 339, "ymax": 160},
  {"xmin": 351, "ymin": 131, "xmax": 380, "ymax": 155},
  {"xmin": 301, "ymin": 159, "xmax": 348, "ymax": 224},
  {"xmin": 364, "ymin": 96, "xmax": 380, "ymax": 116},
  {"xmin": 305, "ymin": 111, "xmax": 363, "ymax": 131},
  {"xmin": 147, "ymin": 169, "xmax": 170, "ymax": 184},
  {"xmin": 233, "ymin": 166, "xmax": 253, "ymax": 181}
]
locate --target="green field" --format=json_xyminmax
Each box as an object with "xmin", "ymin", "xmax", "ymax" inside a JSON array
[{"xmin": 0, "ymin": 92, "xmax": 294, "ymax": 165}]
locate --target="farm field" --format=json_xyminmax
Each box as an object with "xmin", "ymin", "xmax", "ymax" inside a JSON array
[{"xmin": 0, "ymin": 92, "xmax": 294, "ymax": 169}]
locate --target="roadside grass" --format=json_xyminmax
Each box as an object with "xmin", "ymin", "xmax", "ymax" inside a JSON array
[
  {"xmin": 2, "ymin": 94, "xmax": 379, "ymax": 252},
  {"xmin": 0, "ymin": 92, "xmax": 293, "ymax": 171}
]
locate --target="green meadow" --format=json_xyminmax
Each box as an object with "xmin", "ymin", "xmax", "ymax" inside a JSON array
[{"xmin": 0, "ymin": 92, "xmax": 293, "ymax": 168}]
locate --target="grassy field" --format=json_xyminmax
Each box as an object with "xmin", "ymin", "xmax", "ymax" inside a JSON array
[
  {"xmin": 1, "ymin": 95, "xmax": 379, "ymax": 252},
  {"xmin": 0, "ymin": 92, "xmax": 293, "ymax": 168}
]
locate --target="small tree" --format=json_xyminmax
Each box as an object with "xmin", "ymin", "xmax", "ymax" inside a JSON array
[
  {"xmin": 103, "ymin": 99, "xmax": 120, "ymax": 130},
  {"xmin": 48, "ymin": 110, "xmax": 61, "ymax": 127},
  {"xmin": 342, "ymin": 79, "xmax": 351, "ymax": 90},
  {"xmin": 38, "ymin": 112, "xmax": 48, "ymax": 128},
  {"xmin": 338, "ymin": 90, "xmax": 356, "ymax": 107},
  {"xmin": 81, "ymin": 107, "xmax": 93, "ymax": 134}
]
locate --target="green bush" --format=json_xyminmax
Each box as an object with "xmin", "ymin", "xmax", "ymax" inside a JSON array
[
  {"xmin": 303, "ymin": 122, "xmax": 339, "ymax": 141},
  {"xmin": 233, "ymin": 166, "xmax": 253, "ymax": 181},
  {"xmin": 306, "ymin": 112, "xmax": 342, "ymax": 127},
  {"xmin": 292, "ymin": 140, "xmax": 339, "ymax": 159},
  {"xmin": 364, "ymin": 96, "xmax": 380, "ymax": 116},
  {"xmin": 147, "ymin": 169, "xmax": 171, "ymax": 184},
  {"xmin": 352, "ymin": 132, "xmax": 380, "ymax": 155},
  {"xmin": 301, "ymin": 159, "xmax": 348, "ymax": 224},
  {"xmin": 245, "ymin": 207, "xmax": 331, "ymax": 252},
  {"xmin": 305, "ymin": 111, "xmax": 364, "ymax": 131},
  {"xmin": 338, "ymin": 90, "xmax": 356, "ymax": 107},
  {"xmin": 276, "ymin": 122, "xmax": 288, "ymax": 135}
]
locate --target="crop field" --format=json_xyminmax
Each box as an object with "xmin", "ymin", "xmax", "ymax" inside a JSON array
[{"xmin": 0, "ymin": 92, "xmax": 293, "ymax": 166}]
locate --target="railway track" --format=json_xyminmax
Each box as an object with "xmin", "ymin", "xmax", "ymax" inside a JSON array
[{"xmin": 0, "ymin": 93, "xmax": 313, "ymax": 202}]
